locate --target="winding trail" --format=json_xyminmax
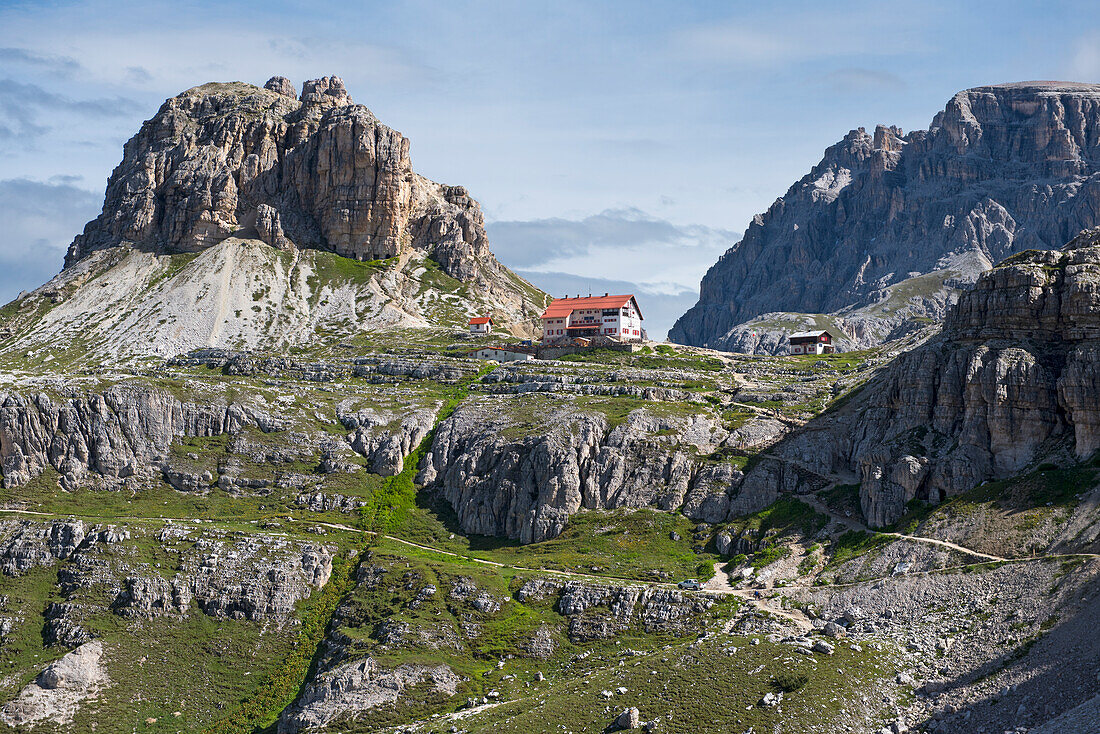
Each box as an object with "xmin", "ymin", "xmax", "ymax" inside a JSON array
[
  {"xmin": 760, "ymin": 452, "xmax": 1013, "ymax": 561},
  {"xmin": 798, "ymin": 493, "xmax": 1009, "ymax": 562}
]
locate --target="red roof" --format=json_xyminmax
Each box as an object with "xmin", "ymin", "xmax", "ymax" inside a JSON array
[
  {"xmin": 540, "ymin": 295, "xmax": 640, "ymax": 320},
  {"xmin": 468, "ymin": 316, "xmax": 494, "ymax": 325}
]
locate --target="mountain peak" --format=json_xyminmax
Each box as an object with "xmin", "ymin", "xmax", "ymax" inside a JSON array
[
  {"xmin": 63, "ymin": 75, "xmax": 483, "ymax": 277},
  {"xmin": 671, "ymin": 79, "xmax": 1100, "ymax": 353},
  {"xmin": 0, "ymin": 77, "xmax": 548, "ymax": 361}
]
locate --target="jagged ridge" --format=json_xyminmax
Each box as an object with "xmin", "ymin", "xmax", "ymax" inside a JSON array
[
  {"xmin": 672, "ymin": 81, "xmax": 1100, "ymax": 352},
  {"xmin": 735, "ymin": 226, "xmax": 1100, "ymax": 526}
]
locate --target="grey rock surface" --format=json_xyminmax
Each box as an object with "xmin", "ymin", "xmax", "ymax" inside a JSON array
[
  {"xmin": 740, "ymin": 230, "xmax": 1100, "ymax": 525},
  {"xmin": 0, "ymin": 640, "xmax": 108, "ymax": 726},
  {"xmin": 673, "ymin": 82, "xmax": 1100, "ymax": 351},
  {"xmin": 0, "ymin": 383, "xmax": 273, "ymax": 490},
  {"xmin": 277, "ymin": 656, "xmax": 461, "ymax": 734},
  {"xmin": 418, "ymin": 397, "xmax": 738, "ymax": 542}
]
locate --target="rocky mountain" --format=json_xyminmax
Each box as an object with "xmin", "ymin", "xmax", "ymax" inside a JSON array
[
  {"xmin": 6, "ymin": 73, "xmax": 1100, "ymax": 734},
  {"xmin": 671, "ymin": 81, "xmax": 1100, "ymax": 353},
  {"xmin": 735, "ymin": 227, "xmax": 1100, "ymax": 527},
  {"xmin": 0, "ymin": 76, "xmax": 546, "ymax": 362}
]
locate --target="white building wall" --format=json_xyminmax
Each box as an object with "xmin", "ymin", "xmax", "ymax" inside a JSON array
[
  {"xmin": 473, "ymin": 348, "xmax": 533, "ymax": 362},
  {"xmin": 541, "ymin": 300, "xmax": 645, "ymax": 341}
]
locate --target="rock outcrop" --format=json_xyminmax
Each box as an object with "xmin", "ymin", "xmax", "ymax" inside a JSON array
[
  {"xmin": 554, "ymin": 580, "xmax": 720, "ymax": 642},
  {"xmin": 277, "ymin": 657, "xmax": 461, "ymax": 734},
  {"xmin": 0, "ymin": 519, "xmax": 335, "ymax": 627},
  {"xmin": 338, "ymin": 401, "xmax": 440, "ymax": 476},
  {"xmin": 65, "ymin": 76, "xmax": 508, "ymax": 291},
  {"xmin": 672, "ymin": 82, "xmax": 1100, "ymax": 352},
  {"xmin": 738, "ymin": 228, "xmax": 1100, "ymax": 526},
  {"xmin": 0, "ymin": 640, "xmax": 108, "ymax": 726},
  {"xmin": 0, "ymin": 383, "xmax": 275, "ymax": 490},
  {"xmin": 418, "ymin": 397, "xmax": 740, "ymax": 542}
]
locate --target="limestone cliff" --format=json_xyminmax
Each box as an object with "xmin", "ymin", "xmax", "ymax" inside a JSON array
[
  {"xmin": 672, "ymin": 82, "xmax": 1100, "ymax": 352},
  {"xmin": 0, "ymin": 76, "xmax": 546, "ymax": 361},
  {"xmin": 67, "ymin": 75, "xmax": 505, "ymax": 288},
  {"xmin": 418, "ymin": 396, "xmax": 740, "ymax": 542},
  {"xmin": 738, "ymin": 228, "xmax": 1100, "ymax": 526}
]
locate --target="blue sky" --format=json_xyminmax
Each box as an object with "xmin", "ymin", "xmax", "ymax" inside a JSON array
[{"xmin": 1, "ymin": 0, "xmax": 1098, "ymax": 337}]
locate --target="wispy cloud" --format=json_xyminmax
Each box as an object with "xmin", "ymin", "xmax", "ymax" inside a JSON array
[
  {"xmin": 0, "ymin": 78, "xmax": 142, "ymax": 141},
  {"xmin": 488, "ymin": 208, "xmax": 738, "ymax": 338},
  {"xmin": 0, "ymin": 47, "xmax": 81, "ymax": 76},
  {"xmin": 822, "ymin": 68, "xmax": 908, "ymax": 93},
  {"xmin": 1068, "ymin": 31, "xmax": 1100, "ymax": 80},
  {"xmin": 672, "ymin": 5, "xmax": 931, "ymax": 67},
  {"xmin": 0, "ymin": 178, "xmax": 100, "ymax": 302}
]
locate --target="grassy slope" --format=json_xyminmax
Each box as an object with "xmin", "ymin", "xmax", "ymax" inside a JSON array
[{"xmin": 0, "ymin": 338, "xmax": 943, "ymax": 733}]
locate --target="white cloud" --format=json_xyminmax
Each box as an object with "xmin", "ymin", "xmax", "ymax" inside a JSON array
[
  {"xmin": 487, "ymin": 208, "xmax": 736, "ymax": 293},
  {"xmin": 672, "ymin": 5, "xmax": 932, "ymax": 67},
  {"xmin": 822, "ymin": 68, "xmax": 908, "ymax": 93},
  {"xmin": 0, "ymin": 3, "xmax": 440, "ymax": 96}
]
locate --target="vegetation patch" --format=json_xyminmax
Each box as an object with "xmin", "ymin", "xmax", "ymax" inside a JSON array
[
  {"xmin": 827, "ymin": 530, "xmax": 893, "ymax": 568},
  {"xmin": 203, "ymin": 548, "xmax": 362, "ymax": 733}
]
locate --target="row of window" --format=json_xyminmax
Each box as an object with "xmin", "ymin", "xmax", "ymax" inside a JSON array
[{"xmin": 543, "ymin": 327, "xmax": 642, "ymax": 336}]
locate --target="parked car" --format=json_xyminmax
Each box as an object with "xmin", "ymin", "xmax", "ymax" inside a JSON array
[{"xmin": 677, "ymin": 579, "xmax": 701, "ymax": 590}]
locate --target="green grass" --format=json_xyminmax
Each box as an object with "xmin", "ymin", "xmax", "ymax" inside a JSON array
[
  {"xmin": 557, "ymin": 348, "xmax": 725, "ymax": 373},
  {"xmin": 783, "ymin": 349, "xmax": 876, "ymax": 372},
  {"xmin": 573, "ymin": 395, "xmax": 708, "ymax": 429},
  {"xmin": 281, "ymin": 543, "xmax": 736, "ymax": 732},
  {"xmin": 937, "ymin": 464, "xmax": 1096, "ymax": 520},
  {"xmin": 0, "ymin": 520, "xmax": 364, "ymax": 734},
  {"xmin": 309, "ymin": 250, "xmax": 398, "ymax": 287},
  {"xmin": 474, "ymin": 509, "xmax": 714, "ymax": 581},
  {"xmin": 826, "ymin": 530, "xmax": 893, "ymax": 568},
  {"xmin": 418, "ymin": 634, "xmax": 896, "ymax": 734},
  {"xmin": 727, "ymin": 497, "xmax": 828, "ymax": 539},
  {"xmin": 751, "ymin": 544, "xmax": 790, "ymax": 569},
  {"xmin": 204, "ymin": 549, "xmax": 362, "ymax": 733},
  {"xmin": 358, "ymin": 367, "xmax": 490, "ymax": 536}
]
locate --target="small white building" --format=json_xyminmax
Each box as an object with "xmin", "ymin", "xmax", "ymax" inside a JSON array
[
  {"xmin": 468, "ymin": 346, "xmax": 535, "ymax": 362},
  {"xmin": 468, "ymin": 315, "xmax": 494, "ymax": 335},
  {"xmin": 540, "ymin": 294, "xmax": 644, "ymax": 342},
  {"xmin": 789, "ymin": 330, "xmax": 835, "ymax": 355}
]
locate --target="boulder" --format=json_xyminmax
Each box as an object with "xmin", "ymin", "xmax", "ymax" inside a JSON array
[
  {"xmin": 715, "ymin": 531, "xmax": 733, "ymax": 557},
  {"xmin": 615, "ymin": 707, "xmax": 641, "ymax": 729},
  {"xmin": 0, "ymin": 640, "xmax": 107, "ymax": 726}
]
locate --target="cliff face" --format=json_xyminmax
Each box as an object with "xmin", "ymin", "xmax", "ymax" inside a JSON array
[
  {"xmin": 66, "ymin": 76, "xmax": 496, "ymax": 284},
  {"xmin": 418, "ymin": 396, "xmax": 741, "ymax": 543},
  {"xmin": 671, "ymin": 82, "xmax": 1100, "ymax": 352},
  {"xmin": 0, "ymin": 77, "xmax": 547, "ymax": 360},
  {"xmin": 740, "ymin": 228, "xmax": 1100, "ymax": 526}
]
